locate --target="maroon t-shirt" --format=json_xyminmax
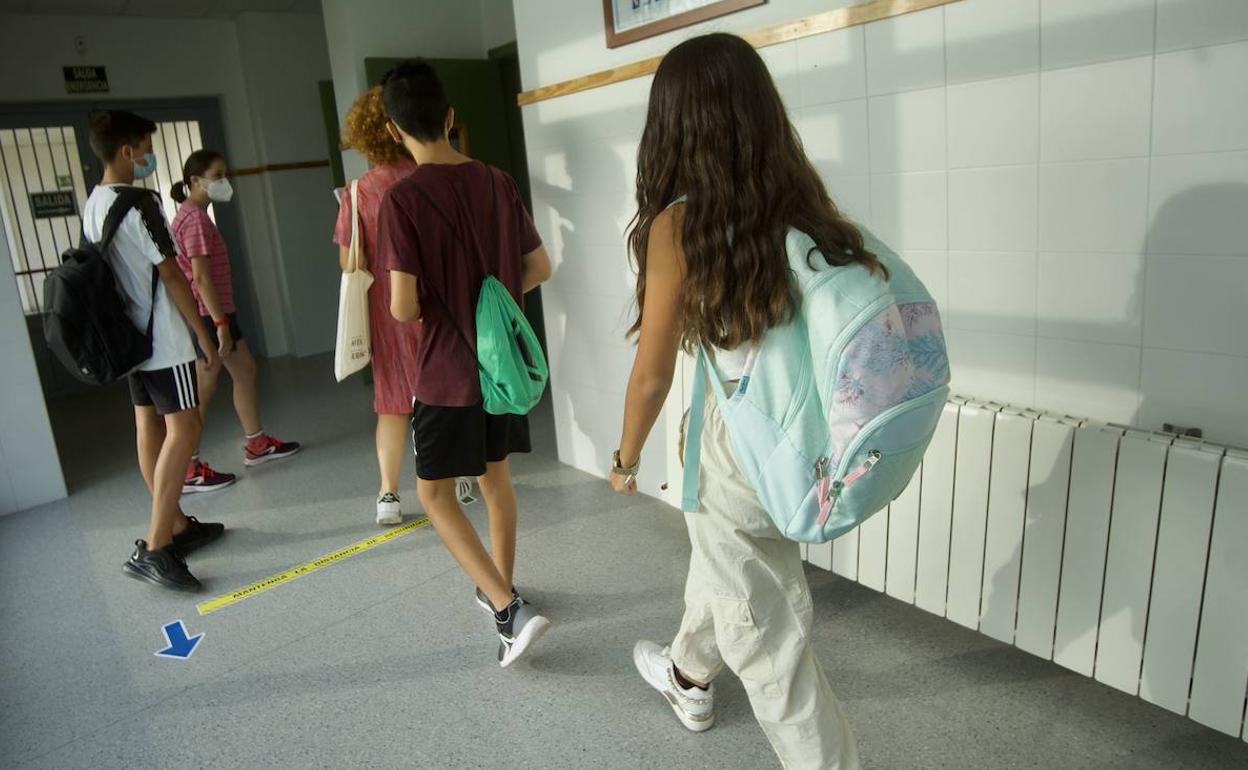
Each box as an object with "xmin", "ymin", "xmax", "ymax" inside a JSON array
[{"xmin": 378, "ymin": 161, "xmax": 542, "ymax": 407}]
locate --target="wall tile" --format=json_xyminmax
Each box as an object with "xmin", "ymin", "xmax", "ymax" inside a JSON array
[
  {"xmin": 946, "ymin": 328, "xmax": 1037, "ymax": 406},
  {"xmin": 865, "ymin": 6, "xmax": 945, "ymax": 96},
  {"xmin": 1139, "ymin": 349, "xmax": 1248, "ymax": 445},
  {"xmin": 1035, "ymin": 338, "xmax": 1142, "ymax": 423},
  {"xmin": 1153, "ymin": 41, "xmax": 1248, "ymax": 156},
  {"xmin": 870, "ymin": 171, "xmax": 947, "ymax": 250},
  {"xmin": 945, "ymin": 0, "xmax": 1040, "ymax": 84},
  {"xmin": 1147, "ymin": 151, "xmax": 1248, "ymax": 256},
  {"xmin": 759, "ymin": 41, "xmax": 801, "ymax": 113},
  {"xmin": 903, "ymin": 250, "xmax": 949, "ymax": 311},
  {"xmin": 1037, "ymin": 252, "xmax": 1144, "ymax": 346},
  {"xmin": 1144, "ymin": 255, "xmax": 1248, "ymax": 356},
  {"xmin": 1040, "ymin": 0, "xmax": 1156, "ymax": 70},
  {"xmin": 868, "ymin": 87, "xmax": 946, "ymax": 174},
  {"xmin": 826, "ymin": 175, "xmax": 872, "ymax": 228},
  {"xmin": 949, "ymin": 166, "xmax": 1038, "ymax": 252},
  {"xmin": 1040, "ymin": 56, "xmax": 1153, "ymax": 162},
  {"xmin": 948, "ymin": 251, "xmax": 1037, "ymax": 336},
  {"xmin": 1156, "ymin": 0, "xmax": 1248, "ymax": 53},
  {"xmin": 797, "ymin": 25, "xmax": 867, "ymax": 107},
  {"xmin": 797, "ymin": 99, "xmax": 870, "ymax": 177},
  {"xmin": 1039, "ymin": 159, "xmax": 1149, "ymax": 253},
  {"xmin": 947, "ymin": 72, "xmax": 1038, "ymax": 168}
]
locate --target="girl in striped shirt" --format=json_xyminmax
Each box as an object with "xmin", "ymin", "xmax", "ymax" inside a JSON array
[{"xmin": 171, "ymin": 150, "xmax": 299, "ymax": 491}]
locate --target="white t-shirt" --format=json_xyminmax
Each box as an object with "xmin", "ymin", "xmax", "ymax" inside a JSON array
[{"xmin": 82, "ymin": 185, "xmax": 196, "ymax": 371}]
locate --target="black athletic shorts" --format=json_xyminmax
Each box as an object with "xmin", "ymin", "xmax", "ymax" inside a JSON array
[
  {"xmin": 194, "ymin": 312, "xmax": 243, "ymax": 355},
  {"xmin": 129, "ymin": 361, "xmax": 199, "ymax": 415},
  {"xmin": 410, "ymin": 399, "xmax": 531, "ymax": 481}
]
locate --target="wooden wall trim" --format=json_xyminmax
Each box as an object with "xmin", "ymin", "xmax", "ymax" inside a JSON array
[
  {"xmin": 517, "ymin": 0, "xmax": 962, "ymax": 106},
  {"xmin": 232, "ymin": 160, "xmax": 330, "ymax": 177}
]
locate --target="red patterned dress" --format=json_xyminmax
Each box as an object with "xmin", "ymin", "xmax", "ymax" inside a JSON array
[{"xmin": 333, "ymin": 159, "xmax": 420, "ymax": 414}]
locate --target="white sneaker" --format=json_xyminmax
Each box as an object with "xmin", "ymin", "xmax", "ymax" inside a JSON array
[
  {"xmin": 633, "ymin": 640, "xmax": 715, "ymax": 732},
  {"xmin": 497, "ymin": 599, "xmax": 551, "ymax": 668},
  {"xmin": 376, "ymin": 492, "xmax": 402, "ymax": 526},
  {"xmin": 456, "ymin": 477, "xmax": 475, "ymax": 504}
]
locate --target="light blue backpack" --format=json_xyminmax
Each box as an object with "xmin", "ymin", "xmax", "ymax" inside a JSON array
[{"xmin": 681, "ymin": 227, "xmax": 950, "ymax": 543}]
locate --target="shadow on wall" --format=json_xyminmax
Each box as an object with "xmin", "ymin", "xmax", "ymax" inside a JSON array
[
  {"xmin": 972, "ymin": 184, "xmax": 1248, "ymax": 699},
  {"xmin": 950, "ymin": 183, "xmax": 1248, "ymax": 448}
]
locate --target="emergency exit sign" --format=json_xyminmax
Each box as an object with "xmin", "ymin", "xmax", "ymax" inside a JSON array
[{"xmin": 63, "ymin": 66, "xmax": 108, "ymax": 94}]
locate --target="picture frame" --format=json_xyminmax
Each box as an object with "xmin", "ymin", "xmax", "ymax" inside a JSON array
[{"xmin": 602, "ymin": 0, "xmax": 767, "ymax": 49}]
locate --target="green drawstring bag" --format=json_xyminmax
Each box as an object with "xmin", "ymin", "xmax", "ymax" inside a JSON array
[
  {"xmin": 476, "ymin": 275, "xmax": 547, "ymax": 415},
  {"xmin": 414, "ymin": 178, "xmax": 548, "ymax": 416}
]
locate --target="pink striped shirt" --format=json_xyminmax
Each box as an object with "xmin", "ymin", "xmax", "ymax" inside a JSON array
[{"xmin": 172, "ymin": 200, "xmax": 235, "ymax": 316}]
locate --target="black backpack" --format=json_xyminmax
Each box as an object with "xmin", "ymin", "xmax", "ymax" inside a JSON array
[{"xmin": 42, "ymin": 187, "xmax": 161, "ymax": 384}]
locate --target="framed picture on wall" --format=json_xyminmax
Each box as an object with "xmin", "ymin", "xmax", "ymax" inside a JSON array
[{"xmin": 603, "ymin": 0, "xmax": 767, "ymax": 49}]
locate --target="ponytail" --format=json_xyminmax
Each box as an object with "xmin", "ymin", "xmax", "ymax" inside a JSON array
[{"xmin": 174, "ymin": 149, "xmax": 225, "ymax": 205}]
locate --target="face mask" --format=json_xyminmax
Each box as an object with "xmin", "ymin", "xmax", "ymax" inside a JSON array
[
  {"xmin": 205, "ymin": 178, "xmax": 234, "ymax": 204},
  {"xmin": 132, "ymin": 151, "xmax": 158, "ymax": 180}
]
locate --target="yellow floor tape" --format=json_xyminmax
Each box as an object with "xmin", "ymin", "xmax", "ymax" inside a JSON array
[{"xmin": 196, "ymin": 516, "xmax": 432, "ymax": 616}]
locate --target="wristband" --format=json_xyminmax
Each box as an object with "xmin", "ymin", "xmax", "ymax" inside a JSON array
[{"xmin": 213, "ymin": 318, "xmax": 229, "ymax": 328}]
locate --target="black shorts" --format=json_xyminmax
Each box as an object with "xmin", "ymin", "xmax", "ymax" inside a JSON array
[
  {"xmin": 129, "ymin": 362, "xmax": 199, "ymax": 415},
  {"xmin": 410, "ymin": 399, "xmax": 531, "ymax": 480},
  {"xmin": 195, "ymin": 312, "xmax": 243, "ymax": 355}
]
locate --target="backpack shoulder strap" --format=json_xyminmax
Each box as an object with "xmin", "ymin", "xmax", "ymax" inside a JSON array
[{"xmin": 93, "ymin": 186, "xmax": 149, "ymax": 252}]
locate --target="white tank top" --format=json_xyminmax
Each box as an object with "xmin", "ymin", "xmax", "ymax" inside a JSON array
[{"xmin": 710, "ymin": 345, "xmax": 751, "ymax": 382}]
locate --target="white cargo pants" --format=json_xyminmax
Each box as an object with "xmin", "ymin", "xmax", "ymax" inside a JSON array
[{"xmin": 670, "ymin": 390, "xmax": 860, "ymax": 770}]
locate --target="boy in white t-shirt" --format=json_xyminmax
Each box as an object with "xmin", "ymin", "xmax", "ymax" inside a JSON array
[{"xmin": 84, "ymin": 111, "xmax": 226, "ymax": 592}]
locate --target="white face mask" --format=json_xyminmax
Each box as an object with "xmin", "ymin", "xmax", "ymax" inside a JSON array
[{"xmin": 205, "ymin": 177, "xmax": 234, "ymax": 204}]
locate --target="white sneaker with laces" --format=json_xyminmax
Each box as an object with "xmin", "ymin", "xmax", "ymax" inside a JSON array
[
  {"xmin": 633, "ymin": 640, "xmax": 715, "ymax": 732},
  {"xmin": 376, "ymin": 492, "xmax": 402, "ymax": 526}
]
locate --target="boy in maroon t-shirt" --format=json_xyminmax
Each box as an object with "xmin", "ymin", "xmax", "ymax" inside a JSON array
[{"xmin": 376, "ymin": 60, "xmax": 553, "ymax": 668}]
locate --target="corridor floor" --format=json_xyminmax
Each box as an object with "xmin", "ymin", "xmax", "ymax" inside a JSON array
[{"xmin": 2, "ymin": 354, "xmax": 1245, "ymax": 769}]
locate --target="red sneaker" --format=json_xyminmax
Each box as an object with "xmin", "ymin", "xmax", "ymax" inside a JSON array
[
  {"xmin": 183, "ymin": 459, "xmax": 238, "ymax": 494},
  {"xmin": 244, "ymin": 435, "xmax": 301, "ymax": 467}
]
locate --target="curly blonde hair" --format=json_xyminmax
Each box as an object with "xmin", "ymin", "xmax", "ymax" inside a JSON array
[{"xmin": 340, "ymin": 86, "xmax": 410, "ymax": 166}]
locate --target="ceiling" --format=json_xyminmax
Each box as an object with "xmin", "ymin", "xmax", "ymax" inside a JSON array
[{"xmin": 0, "ymin": 0, "xmax": 322, "ymax": 19}]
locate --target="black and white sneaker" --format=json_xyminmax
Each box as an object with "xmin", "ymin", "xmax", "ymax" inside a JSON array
[
  {"xmin": 376, "ymin": 492, "xmax": 402, "ymax": 526},
  {"xmin": 171, "ymin": 516, "xmax": 225, "ymax": 556},
  {"xmin": 496, "ymin": 598, "xmax": 550, "ymax": 668},
  {"xmin": 475, "ymin": 585, "xmax": 525, "ymax": 615},
  {"xmin": 122, "ymin": 540, "xmax": 202, "ymax": 592}
]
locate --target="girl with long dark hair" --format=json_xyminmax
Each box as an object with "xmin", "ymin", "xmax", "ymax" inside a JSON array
[
  {"xmin": 610, "ymin": 33, "xmax": 866, "ymax": 768},
  {"xmin": 171, "ymin": 150, "xmax": 299, "ymax": 491}
]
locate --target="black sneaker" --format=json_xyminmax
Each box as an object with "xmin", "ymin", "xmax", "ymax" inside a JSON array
[
  {"xmin": 496, "ymin": 598, "xmax": 550, "ymax": 668},
  {"xmin": 171, "ymin": 516, "xmax": 225, "ymax": 555},
  {"xmin": 475, "ymin": 585, "xmax": 525, "ymax": 615},
  {"xmin": 122, "ymin": 540, "xmax": 202, "ymax": 592}
]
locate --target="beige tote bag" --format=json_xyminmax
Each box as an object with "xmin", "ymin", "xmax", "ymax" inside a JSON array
[{"xmin": 334, "ymin": 180, "xmax": 374, "ymax": 382}]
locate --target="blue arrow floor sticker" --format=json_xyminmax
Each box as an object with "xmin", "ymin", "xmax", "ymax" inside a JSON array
[{"xmin": 155, "ymin": 620, "xmax": 204, "ymax": 660}]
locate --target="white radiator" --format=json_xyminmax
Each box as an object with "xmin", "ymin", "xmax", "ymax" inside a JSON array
[{"xmin": 805, "ymin": 397, "xmax": 1248, "ymax": 741}]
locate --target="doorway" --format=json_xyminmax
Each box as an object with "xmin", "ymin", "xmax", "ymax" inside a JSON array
[
  {"xmin": 0, "ymin": 98, "xmax": 256, "ymax": 400},
  {"xmin": 0, "ymin": 97, "xmax": 249, "ymax": 489}
]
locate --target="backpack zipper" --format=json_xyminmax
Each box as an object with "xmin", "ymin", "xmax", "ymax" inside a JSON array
[{"xmin": 816, "ymin": 450, "xmax": 881, "ymax": 526}]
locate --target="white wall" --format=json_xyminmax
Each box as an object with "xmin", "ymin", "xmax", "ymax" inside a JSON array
[
  {"xmin": 516, "ymin": 0, "xmax": 1248, "ymax": 499},
  {"xmin": 235, "ymin": 12, "xmax": 339, "ymax": 357},
  {"xmin": 481, "ymin": 0, "xmax": 518, "ymax": 53},
  {"xmin": 0, "ymin": 11, "xmax": 337, "ymax": 359},
  {"xmin": 0, "ymin": 214, "xmax": 65, "ymax": 514}
]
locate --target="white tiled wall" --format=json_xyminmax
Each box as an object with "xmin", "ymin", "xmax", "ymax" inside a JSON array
[{"xmin": 518, "ymin": 0, "xmax": 1248, "ymax": 488}]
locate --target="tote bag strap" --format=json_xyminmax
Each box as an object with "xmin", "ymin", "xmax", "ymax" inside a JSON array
[{"xmin": 348, "ymin": 179, "xmax": 363, "ymax": 272}]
